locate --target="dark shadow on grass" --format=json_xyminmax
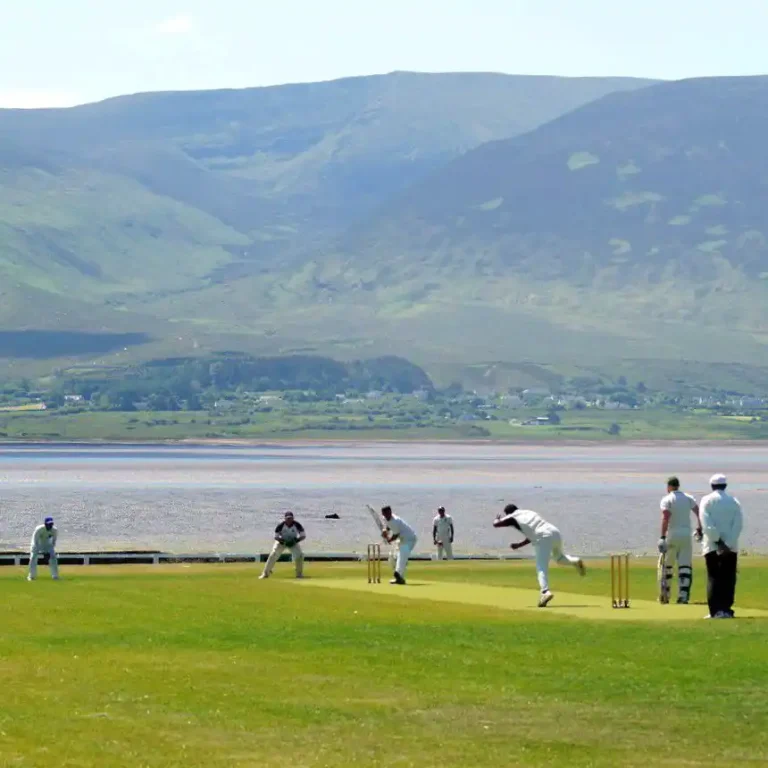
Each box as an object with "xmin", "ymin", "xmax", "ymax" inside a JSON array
[{"xmin": 0, "ymin": 330, "xmax": 151, "ymax": 358}]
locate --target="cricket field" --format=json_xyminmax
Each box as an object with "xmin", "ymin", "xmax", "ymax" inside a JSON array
[{"xmin": 2, "ymin": 558, "xmax": 768, "ymax": 767}]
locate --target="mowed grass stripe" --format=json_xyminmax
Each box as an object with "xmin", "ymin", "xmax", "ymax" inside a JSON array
[{"xmin": 296, "ymin": 578, "xmax": 768, "ymax": 621}]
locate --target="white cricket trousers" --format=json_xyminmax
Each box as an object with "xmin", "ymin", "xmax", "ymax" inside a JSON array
[
  {"xmin": 29, "ymin": 548, "xmax": 59, "ymax": 579},
  {"xmin": 534, "ymin": 532, "xmax": 580, "ymax": 592},
  {"xmin": 395, "ymin": 539, "xmax": 416, "ymax": 578},
  {"xmin": 436, "ymin": 541, "xmax": 454, "ymax": 560},
  {"xmin": 262, "ymin": 542, "xmax": 304, "ymax": 577},
  {"xmin": 664, "ymin": 535, "xmax": 693, "ymax": 601}
]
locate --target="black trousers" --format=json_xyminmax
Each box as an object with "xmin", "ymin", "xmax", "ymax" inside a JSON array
[{"xmin": 705, "ymin": 551, "xmax": 738, "ymax": 616}]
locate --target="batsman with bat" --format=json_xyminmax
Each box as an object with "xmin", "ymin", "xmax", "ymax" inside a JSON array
[
  {"xmin": 657, "ymin": 476, "xmax": 702, "ymax": 604},
  {"xmin": 377, "ymin": 505, "xmax": 417, "ymax": 585},
  {"xmin": 259, "ymin": 511, "xmax": 306, "ymax": 579}
]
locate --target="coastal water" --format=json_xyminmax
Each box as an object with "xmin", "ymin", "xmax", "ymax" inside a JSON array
[{"xmin": 1, "ymin": 442, "xmax": 765, "ymax": 555}]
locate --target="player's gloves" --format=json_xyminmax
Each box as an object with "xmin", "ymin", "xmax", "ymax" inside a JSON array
[{"xmin": 657, "ymin": 537, "xmax": 667, "ymax": 554}]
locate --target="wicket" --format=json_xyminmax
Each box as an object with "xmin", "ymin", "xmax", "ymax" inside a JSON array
[
  {"xmin": 367, "ymin": 543, "xmax": 381, "ymax": 583},
  {"xmin": 610, "ymin": 553, "xmax": 630, "ymax": 608}
]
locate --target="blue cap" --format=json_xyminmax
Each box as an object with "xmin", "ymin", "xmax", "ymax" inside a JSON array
[{"xmin": 44, "ymin": 516, "xmax": 54, "ymax": 524}]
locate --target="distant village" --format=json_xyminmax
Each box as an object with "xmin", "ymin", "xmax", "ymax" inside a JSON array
[{"xmin": 2, "ymin": 378, "xmax": 767, "ymax": 427}]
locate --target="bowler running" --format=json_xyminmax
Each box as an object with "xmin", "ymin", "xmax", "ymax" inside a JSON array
[{"xmin": 493, "ymin": 504, "xmax": 586, "ymax": 606}]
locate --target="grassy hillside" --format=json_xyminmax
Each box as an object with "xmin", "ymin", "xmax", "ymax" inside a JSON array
[
  {"xmin": 0, "ymin": 72, "xmax": 657, "ymax": 378},
  {"xmin": 350, "ymin": 76, "xmax": 768, "ymax": 273},
  {"xmin": 8, "ymin": 73, "xmax": 768, "ymax": 390},
  {"xmin": 264, "ymin": 76, "xmax": 768, "ymax": 373},
  {"xmin": 0, "ymin": 72, "xmax": 652, "ymax": 239}
]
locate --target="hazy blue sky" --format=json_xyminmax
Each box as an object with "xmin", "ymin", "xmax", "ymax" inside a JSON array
[{"xmin": 2, "ymin": 0, "xmax": 767, "ymax": 107}]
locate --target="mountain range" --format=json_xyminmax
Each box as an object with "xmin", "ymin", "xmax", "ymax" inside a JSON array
[{"xmin": 4, "ymin": 71, "xmax": 768, "ymax": 390}]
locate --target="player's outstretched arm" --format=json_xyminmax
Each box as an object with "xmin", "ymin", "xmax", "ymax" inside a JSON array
[{"xmin": 510, "ymin": 538, "xmax": 531, "ymax": 550}]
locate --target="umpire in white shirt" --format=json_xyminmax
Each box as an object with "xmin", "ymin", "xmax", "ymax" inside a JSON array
[{"xmin": 700, "ymin": 474, "xmax": 743, "ymax": 619}]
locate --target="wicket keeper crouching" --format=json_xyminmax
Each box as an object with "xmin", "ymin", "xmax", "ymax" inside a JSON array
[
  {"xmin": 260, "ymin": 511, "xmax": 306, "ymax": 579},
  {"xmin": 28, "ymin": 517, "xmax": 59, "ymax": 581}
]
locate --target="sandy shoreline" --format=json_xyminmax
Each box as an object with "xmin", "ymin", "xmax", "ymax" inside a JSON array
[{"xmin": 0, "ymin": 437, "xmax": 765, "ymax": 449}]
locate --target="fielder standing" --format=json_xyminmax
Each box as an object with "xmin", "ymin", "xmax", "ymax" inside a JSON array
[
  {"xmin": 658, "ymin": 476, "xmax": 702, "ymax": 604},
  {"xmin": 700, "ymin": 474, "xmax": 743, "ymax": 619},
  {"xmin": 259, "ymin": 511, "xmax": 306, "ymax": 579},
  {"xmin": 493, "ymin": 504, "xmax": 585, "ymax": 607},
  {"xmin": 381, "ymin": 506, "xmax": 417, "ymax": 585},
  {"xmin": 28, "ymin": 516, "xmax": 59, "ymax": 581},
  {"xmin": 432, "ymin": 506, "xmax": 455, "ymax": 560}
]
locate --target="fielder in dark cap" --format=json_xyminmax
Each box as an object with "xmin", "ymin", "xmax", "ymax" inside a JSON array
[{"xmin": 28, "ymin": 516, "xmax": 59, "ymax": 581}]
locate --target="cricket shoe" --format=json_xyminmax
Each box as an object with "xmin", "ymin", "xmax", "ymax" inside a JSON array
[
  {"xmin": 576, "ymin": 559, "xmax": 587, "ymax": 577},
  {"xmin": 538, "ymin": 590, "xmax": 555, "ymax": 607},
  {"xmin": 258, "ymin": 573, "xmax": 269, "ymax": 580},
  {"xmin": 389, "ymin": 572, "xmax": 406, "ymax": 585},
  {"xmin": 676, "ymin": 597, "xmax": 688, "ymax": 604}
]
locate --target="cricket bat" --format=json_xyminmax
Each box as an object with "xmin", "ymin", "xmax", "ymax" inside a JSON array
[
  {"xmin": 657, "ymin": 552, "xmax": 669, "ymax": 604},
  {"xmin": 366, "ymin": 504, "xmax": 385, "ymax": 533}
]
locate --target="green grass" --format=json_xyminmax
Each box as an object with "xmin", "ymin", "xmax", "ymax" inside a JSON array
[
  {"xmin": 2, "ymin": 406, "xmax": 768, "ymax": 441},
  {"xmin": 1, "ymin": 560, "xmax": 768, "ymax": 766}
]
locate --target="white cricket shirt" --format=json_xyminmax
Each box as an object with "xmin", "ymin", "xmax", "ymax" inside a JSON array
[
  {"xmin": 660, "ymin": 490, "xmax": 697, "ymax": 537},
  {"xmin": 30, "ymin": 524, "xmax": 57, "ymax": 552},
  {"xmin": 507, "ymin": 509, "xmax": 557, "ymax": 543},
  {"xmin": 433, "ymin": 514, "xmax": 454, "ymax": 541},
  {"xmin": 387, "ymin": 515, "xmax": 417, "ymax": 544},
  {"xmin": 699, "ymin": 490, "xmax": 743, "ymax": 555}
]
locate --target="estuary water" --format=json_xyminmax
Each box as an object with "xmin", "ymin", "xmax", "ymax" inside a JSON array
[{"xmin": 1, "ymin": 442, "xmax": 765, "ymax": 555}]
